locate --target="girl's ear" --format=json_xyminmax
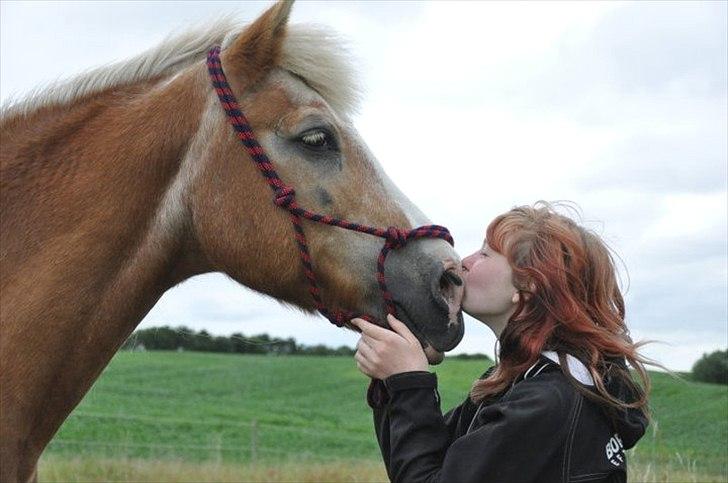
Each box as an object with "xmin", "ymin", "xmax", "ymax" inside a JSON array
[
  {"xmin": 222, "ymin": 0, "xmax": 294, "ymax": 86},
  {"xmin": 512, "ymin": 282, "xmax": 537, "ymax": 304}
]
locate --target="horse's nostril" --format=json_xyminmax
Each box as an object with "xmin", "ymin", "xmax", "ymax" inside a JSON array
[
  {"xmin": 439, "ymin": 268, "xmax": 463, "ymax": 306},
  {"xmin": 442, "ymin": 270, "xmax": 463, "ymax": 287}
]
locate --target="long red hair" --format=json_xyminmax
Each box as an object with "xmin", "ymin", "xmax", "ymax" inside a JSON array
[{"xmin": 471, "ymin": 202, "xmax": 651, "ymax": 415}]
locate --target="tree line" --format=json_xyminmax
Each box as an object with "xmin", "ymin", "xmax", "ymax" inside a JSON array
[
  {"xmin": 121, "ymin": 326, "xmax": 355, "ymax": 356},
  {"xmin": 691, "ymin": 349, "xmax": 728, "ymax": 385},
  {"xmin": 121, "ymin": 325, "xmax": 493, "ymax": 361}
]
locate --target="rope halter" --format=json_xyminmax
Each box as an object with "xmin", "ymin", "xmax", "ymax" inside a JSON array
[{"xmin": 206, "ymin": 46, "xmax": 454, "ymax": 327}]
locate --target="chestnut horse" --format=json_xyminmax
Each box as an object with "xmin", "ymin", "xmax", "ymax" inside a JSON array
[{"xmin": 0, "ymin": 2, "xmax": 464, "ymax": 481}]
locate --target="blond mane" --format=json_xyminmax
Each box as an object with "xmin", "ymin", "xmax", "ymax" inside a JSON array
[{"xmin": 1, "ymin": 18, "xmax": 360, "ymax": 118}]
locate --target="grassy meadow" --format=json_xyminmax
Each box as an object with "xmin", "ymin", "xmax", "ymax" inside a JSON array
[{"xmin": 40, "ymin": 351, "xmax": 727, "ymax": 482}]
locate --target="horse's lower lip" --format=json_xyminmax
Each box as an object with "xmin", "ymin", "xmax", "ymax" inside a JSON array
[{"xmin": 424, "ymin": 345, "xmax": 444, "ymax": 365}]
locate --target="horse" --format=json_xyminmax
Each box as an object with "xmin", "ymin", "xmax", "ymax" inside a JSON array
[{"xmin": 0, "ymin": 2, "xmax": 465, "ymax": 481}]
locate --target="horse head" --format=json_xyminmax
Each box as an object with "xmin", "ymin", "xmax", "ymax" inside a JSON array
[{"xmin": 187, "ymin": 1, "xmax": 464, "ymax": 360}]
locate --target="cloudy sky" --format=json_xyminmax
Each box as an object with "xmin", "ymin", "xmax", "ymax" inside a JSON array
[{"xmin": 2, "ymin": 1, "xmax": 725, "ymax": 371}]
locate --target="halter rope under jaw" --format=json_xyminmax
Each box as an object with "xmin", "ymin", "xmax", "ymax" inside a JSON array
[{"xmin": 206, "ymin": 45, "xmax": 454, "ymax": 327}]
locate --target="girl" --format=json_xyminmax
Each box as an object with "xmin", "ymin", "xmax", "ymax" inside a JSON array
[{"xmin": 352, "ymin": 202, "xmax": 650, "ymax": 483}]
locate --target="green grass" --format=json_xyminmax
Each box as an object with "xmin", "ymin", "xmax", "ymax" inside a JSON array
[
  {"xmin": 633, "ymin": 371, "xmax": 728, "ymax": 476},
  {"xmin": 40, "ymin": 351, "xmax": 727, "ymax": 481},
  {"xmin": 40, "ymin": 456, "xmax": 389, "ymax": 482}
]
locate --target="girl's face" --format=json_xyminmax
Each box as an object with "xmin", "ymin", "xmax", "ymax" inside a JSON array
[{"xmin": 461, "ymin": 240, "xmax": 519, "ymax": 336}]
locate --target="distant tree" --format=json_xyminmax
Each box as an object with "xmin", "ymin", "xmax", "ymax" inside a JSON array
[
  {"xmin": 212, "ymin": 336, "xmax": 234, "ymax": 353},
  {"xmin": 303, "ymin": 344, "xmax": 332, "ymax": 356},
  {"xmin": 334, "ymin": 345, "xmax": 356, "ymax": 356},
  {"xmin": 177, "ymin": 326, "xmax": 195, "ymax": 348},
  {"xmin": 692, "ymin": 350, "xmax": 728, "ymax": 385},
  {"xmin": 247, "ymin": 334, "xmax": 271, "ymax": 354},
  {"xmin": 190, "ymin": 330, "xmax": 214, "ymax": 352},
  {"xmin": 231, "ymin": 332, "xmax": 249, "ymax": 354},
  {"xmin": 285, "ymin": 337, "xmax": 299, "ymax": 354},
  {"xmin": 270, "ymin": 338, "xmax": 297, "ymax": 355},
  {"xmin": 121, "ymin": 326, "xmax": 361, "ymax": 357},
  {"xmin": 451, "ymin": 353, "xmax": 493, "ymax": 362},
  {"xmin": 135, "ymin": 326, "xmax": 182, "ymax": 350}
]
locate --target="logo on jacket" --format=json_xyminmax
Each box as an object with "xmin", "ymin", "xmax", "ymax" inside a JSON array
[{"xmin": 605, "ymin": 433, "xmax": 624, "ymax": 466}]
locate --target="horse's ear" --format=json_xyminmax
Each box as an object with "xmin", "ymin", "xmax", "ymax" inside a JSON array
[{"xmin": 223, "ymin": 0, "xmax": 294, "ymax": 85}]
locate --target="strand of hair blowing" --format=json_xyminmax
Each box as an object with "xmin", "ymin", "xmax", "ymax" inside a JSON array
[{"xmin": 470, "ymin": 202, "xmax": 652, "ymax": 418}]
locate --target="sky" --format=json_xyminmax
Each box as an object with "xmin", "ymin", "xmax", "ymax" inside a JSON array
[{"xmin": 1, "ymin": 1, "xmax": 726, "ymax": 371}]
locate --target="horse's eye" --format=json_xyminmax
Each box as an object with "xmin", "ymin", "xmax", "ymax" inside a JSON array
[{"xmin": 298, "ymin": 129, "xmax": 337, "ymax": 152}]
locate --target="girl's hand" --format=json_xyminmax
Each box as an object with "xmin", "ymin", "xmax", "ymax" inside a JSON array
[{"xmin": 351, "ymin": 314, "xmax": 429, "ymax": 380}]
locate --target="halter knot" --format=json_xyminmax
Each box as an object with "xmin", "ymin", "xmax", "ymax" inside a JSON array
[
  {"xmin": 385, "ymin": 226, "xmax": 410, "ymax": 249},
  {"xmin": 274, "ymin": 186, "xmax": 296, "ymax": 208}
]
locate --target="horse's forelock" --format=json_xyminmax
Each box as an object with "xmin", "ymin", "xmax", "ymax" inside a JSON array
[{"xmin": 280, "ymin": 24, "xmax": 362, "ymax": 116}]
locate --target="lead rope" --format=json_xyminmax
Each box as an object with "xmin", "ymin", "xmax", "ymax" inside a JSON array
[{"xmin": 207, "ymin": 46, "xmax": 454, "ymax": 329}]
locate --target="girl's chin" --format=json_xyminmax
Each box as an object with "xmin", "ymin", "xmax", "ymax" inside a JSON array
[
  {"xmin": 461, "ymin": 305, "xmax": 482, "ymax": 321},
  {"xmin": 461, "ymin": 305, "xmax": 509, "ymax": 337},
  {"xmin": 462, "ymin": 309, "xmax": 493, "ymax": 327}
]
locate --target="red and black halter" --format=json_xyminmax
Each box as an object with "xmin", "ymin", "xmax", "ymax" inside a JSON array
[{"xmin": 206, "ymin": 46, "xmax": 454, "ymax": 327}]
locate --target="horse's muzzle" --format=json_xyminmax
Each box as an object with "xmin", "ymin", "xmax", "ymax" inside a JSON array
[{"xmin": 385, "ymin": 240, "xmax": 466, "ymax": 357}]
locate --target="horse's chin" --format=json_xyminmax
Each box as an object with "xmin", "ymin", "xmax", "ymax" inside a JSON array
[
  {"xmin": 390, "ymin": 301, "xmax": 452, "ymax": 365},
  {"xmin": 424, "ymin": 345, "xmax": 445, "ymax": 365}
]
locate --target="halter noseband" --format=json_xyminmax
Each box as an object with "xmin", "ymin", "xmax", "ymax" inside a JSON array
[{"xmin": 206, "ymin": 46, "xmax": 454, "ymax": 327}]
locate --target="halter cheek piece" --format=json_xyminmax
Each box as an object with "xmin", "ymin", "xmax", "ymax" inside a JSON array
[{"xmin": 206, "ymin": 46, "xmax": 454, "ymax": 327}]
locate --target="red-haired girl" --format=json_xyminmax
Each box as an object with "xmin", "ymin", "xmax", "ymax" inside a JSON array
[{"xmin": 352, "ymin": 202, "xmax": 650, "ymax": 483}]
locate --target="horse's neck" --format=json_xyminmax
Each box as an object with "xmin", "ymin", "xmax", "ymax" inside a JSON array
[{"xmin": 0, "ymin": 67, "xmax": 210, "ymax": 454}]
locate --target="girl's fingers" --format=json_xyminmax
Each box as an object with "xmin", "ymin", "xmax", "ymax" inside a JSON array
[
  {"xmin": 350, "ymin": 318, "xmax": 392, "ymax": 341},
  {"xmin": 360, "ymin": 333, "xmax": 381, "ymax": 350},
  {"xmin": 356, "ymin": 338, "xmax": 378, "ymax": 362},
  {"xmin": 386, "ymin": 314, "xmax": 418, "ymax": 344},
  {"xmin": 355, "ymin": 351, "xmax": 375, "ymax": 377},
  {"xmin": 350, "ymin": 318, "xmax": 365, "ymax": 331}
]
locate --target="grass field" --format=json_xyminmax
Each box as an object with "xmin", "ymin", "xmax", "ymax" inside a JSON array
[{"xmin": 39, "ymin": 351, "xmax": 727, "ymax": 482}]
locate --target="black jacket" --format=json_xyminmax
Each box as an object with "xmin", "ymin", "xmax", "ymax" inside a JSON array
[{"xmin": 370, "ymin": 355, "xmax": 648, "ymax": 483}]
